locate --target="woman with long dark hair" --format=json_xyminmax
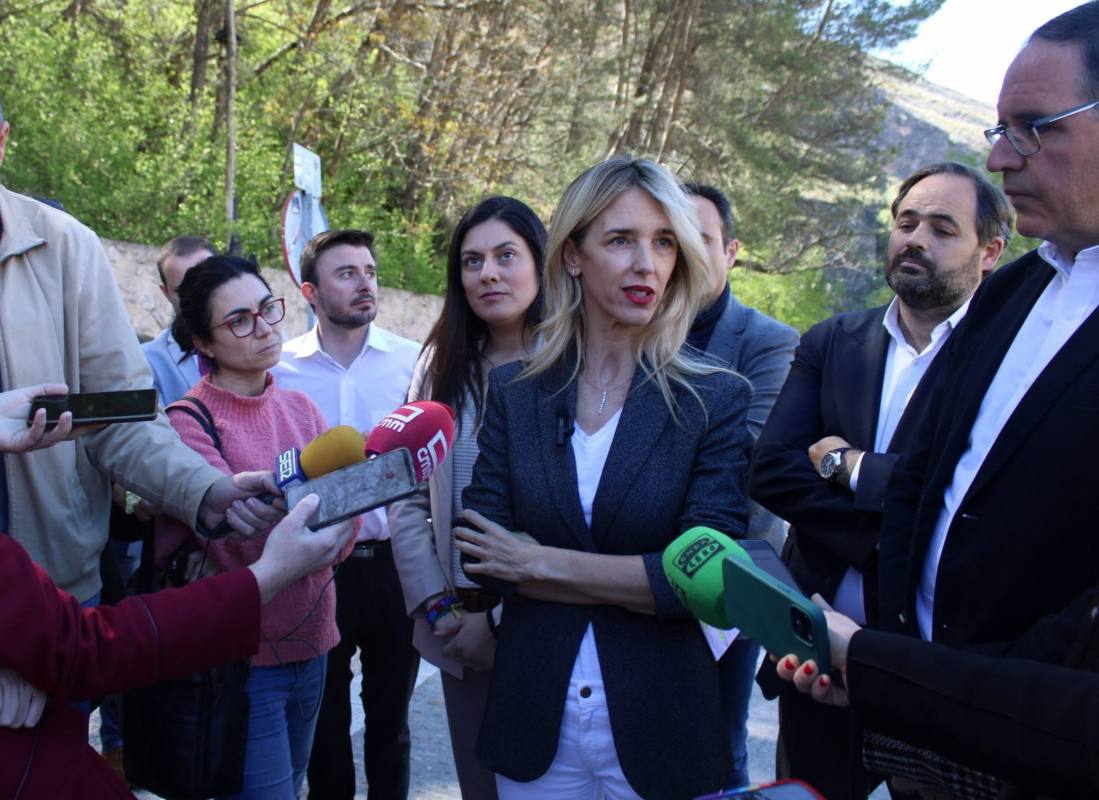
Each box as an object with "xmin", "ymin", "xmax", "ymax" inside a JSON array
[
  {"xmin": 157, "ymin": 255, "xmax": 351, "ymax": 799},
  {"xmin": 390, "ymin": 196, "xmax": 545, "ymax": 798}
]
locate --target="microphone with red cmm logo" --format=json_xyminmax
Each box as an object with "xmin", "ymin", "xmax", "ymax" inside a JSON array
[
  {"xmin": 283, "ymin": 402, "xmax": 456, "ymax": 529},
  {"xmin": 364, "ymin": 401, "xmax": 455, "ymax": 483}
]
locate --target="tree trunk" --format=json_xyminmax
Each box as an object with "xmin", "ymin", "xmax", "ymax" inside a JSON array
[{"xmin": 224, "ymin": 0, "xmax": 239, "ymax": 252}]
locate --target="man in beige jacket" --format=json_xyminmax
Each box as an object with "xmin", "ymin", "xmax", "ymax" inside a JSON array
[{"xmin": 0, "ymin": 99, "xmax": 281, "ymax": 603}]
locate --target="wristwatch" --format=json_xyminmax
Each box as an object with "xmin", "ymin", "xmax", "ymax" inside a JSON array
[{"xmin": 818, "ymin": 447, "xmax": 852, "ymax": 482}]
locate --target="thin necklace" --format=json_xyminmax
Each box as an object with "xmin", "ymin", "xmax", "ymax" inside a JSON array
[{"xmin": 581, "ymin": 372, "xmax": 632, "ymax": 415}]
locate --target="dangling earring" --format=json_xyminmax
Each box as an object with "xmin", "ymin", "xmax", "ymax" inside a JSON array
[
  {"xmin": 197, "ymin": 351, "xmax": 216, "ymax": 375},
  {"xmin": 568, "ymin": 270, "xmax": 583, "ymax": 309}
]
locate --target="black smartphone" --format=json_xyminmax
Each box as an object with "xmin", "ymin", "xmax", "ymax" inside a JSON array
[
  {"xmin": 739, "ymin": 539, "xmax": 799, "ymax": 590},
  {"xmin": 28, "ymin": 389, "xmax": 158, "ymax": 429},
  {"xmin": 284, "ymin": 449, "xmax": 419, "ymax": 530}
]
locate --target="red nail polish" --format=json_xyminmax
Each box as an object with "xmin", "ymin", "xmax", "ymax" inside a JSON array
[
  {"xmin": 784, "ymin": 658, "xmax": 795, "ymax": 670},
  {"xmin": 820, "ymin": 675, "xmax": 829, "ymax": 687},
  {"xmin": 804, "ymin": 663, "xmax": 814, "ymax": 676}
]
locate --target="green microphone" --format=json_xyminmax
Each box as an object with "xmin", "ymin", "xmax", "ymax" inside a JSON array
[{"xmin": 662, "ymin": 526, "xmax": 751, "ymax": 628}]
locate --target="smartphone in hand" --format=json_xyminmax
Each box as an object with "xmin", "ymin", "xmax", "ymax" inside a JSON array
[
  {"xmin": 29, "ymin": 389, "xmax": 158, "ymax": 430},
  {"xmin": 722, "ymin": 542, "xmax": 831, "ymax": 674}
]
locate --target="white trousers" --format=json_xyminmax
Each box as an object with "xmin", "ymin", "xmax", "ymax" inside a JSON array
[{"xmin": 495, "ymin": 680, "xmax": 643, "ymax": 800}]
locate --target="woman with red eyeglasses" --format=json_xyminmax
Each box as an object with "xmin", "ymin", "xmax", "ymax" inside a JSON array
[{"xmin": 156, "ymin": 255, "xmax": 354, "ymax": 799}]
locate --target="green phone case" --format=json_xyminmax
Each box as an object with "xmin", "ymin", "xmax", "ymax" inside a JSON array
[{"xmin": 722, "ymin": 555, "xmax": 831, "ymax": 674}]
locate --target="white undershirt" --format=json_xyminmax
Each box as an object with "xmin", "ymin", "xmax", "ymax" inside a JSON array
[
  {"xmin": 917, "ymin": 241, "xmax": 1099, "ymax": 640},
  {"xmin": 834, "ymin": 298, "xmax": 967, "ymax": 623},
  {"xmin": 569, "ymin": 410, "xmax": 622, "ymax": 685}
]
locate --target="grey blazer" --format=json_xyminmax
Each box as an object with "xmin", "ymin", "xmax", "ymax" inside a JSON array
[
  {"xmin": 703, "ymin": 290, "xmax": 798, "ymax": 552},
  {"xmin": 389, "ymin": 347, "xmax": 498, "ymax": 678},
  {"xmin": 463, "ymin": 358, "xmax": 751, "ymax": 799},
  {"xmin": 703, "ymin": 290, "xmax": 799, "ymax": 442}
]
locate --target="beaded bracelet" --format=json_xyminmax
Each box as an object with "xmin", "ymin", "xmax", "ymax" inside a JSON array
[{"xmin": 426, "ymin": 595, "xmax": 463, "ymax": 626}]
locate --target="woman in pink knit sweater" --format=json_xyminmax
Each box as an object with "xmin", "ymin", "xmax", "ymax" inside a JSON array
[{"xmin": 156, "ymin": 255, "xmax": 348, "ymax": 799}]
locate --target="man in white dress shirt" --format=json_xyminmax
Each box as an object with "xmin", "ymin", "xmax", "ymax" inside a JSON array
[
  {"xmin": 878, "ymin": 0, "xmax": 1099, "ymax": 697},
  {"xmin": 272, "ymin": 229, "xmax": 420, "ymax": 800}
]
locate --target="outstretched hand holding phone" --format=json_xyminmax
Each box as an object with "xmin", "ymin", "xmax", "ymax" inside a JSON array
[
  {"xmin": 248, "ymin": 494, "xmax": 356, "ymax": 604},
  {"xmin": 0, "ymin": 383, "xmax": 82, "ymax": 453}
]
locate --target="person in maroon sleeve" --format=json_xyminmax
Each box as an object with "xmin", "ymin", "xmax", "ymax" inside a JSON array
[{"xmin": 0, "ymin": 383, "xmax": 357, "ymax": 800}]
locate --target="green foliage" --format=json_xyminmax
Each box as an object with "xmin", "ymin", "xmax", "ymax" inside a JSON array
[
  {"xmin": 733, "ymin": 268, "xmax": 835, "ymax": 332},
  {"xmin": 0, "ymin": 0, "xmax": 943, "ymax": 310}
]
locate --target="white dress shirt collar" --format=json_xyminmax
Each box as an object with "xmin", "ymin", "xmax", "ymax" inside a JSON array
[
  {"xmin": 286, "ymin": 323, "xmax": 400, "ymax": 364},
  {"xmin": 1038, "ymin": 239, "xmax": 1099, "ymax": 278},
  {"xmin": 881, "ymin": 295, "xmax": 969, "ymax": 358}
]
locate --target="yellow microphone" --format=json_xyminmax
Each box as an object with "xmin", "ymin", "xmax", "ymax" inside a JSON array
[{"xmin": 299, "ymin": 425, "xmax": 366, "ymax": 478}]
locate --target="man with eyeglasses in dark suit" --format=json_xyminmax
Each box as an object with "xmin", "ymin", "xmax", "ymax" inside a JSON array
[{"xmin": 877, "ymin": 0, "xmax": 1099, "ymax": 761}]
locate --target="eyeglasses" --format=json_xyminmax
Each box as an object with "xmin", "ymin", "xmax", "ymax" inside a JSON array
[
  {"xmin": 984, "ymin": 99, "xmax": 1099, "ymax": 157},
  {"xmin": 214, "ymin": 298, "xmax": 286, "ymax": 338}
]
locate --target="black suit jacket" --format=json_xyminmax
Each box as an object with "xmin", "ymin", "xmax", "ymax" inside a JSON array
[
  {"xmin": 879, "ymin": 249, "xmax": 1099, "ymax": 661},
  {"xmin": 847, "ymin": 588, "xmax": 1099, "ymax": 798},
  {"xmin": 463, "ymin": 359, "xmax": 750, "ymax": 799},
  {"xmin": 749, "ymin": 305, "xmax": 940, "ymax": 601}
]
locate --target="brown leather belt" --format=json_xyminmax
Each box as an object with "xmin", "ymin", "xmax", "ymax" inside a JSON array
[{"xmin": 455, "ymin": 587, "xmax": 501, "ymax": 613}]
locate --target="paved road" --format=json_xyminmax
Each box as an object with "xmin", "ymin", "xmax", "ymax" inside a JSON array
[
  {"xmin": 103, "ymin": 654, "xmax": 886, "ymax": 798},
  {"xmin": 336, "ymin": 655, "xmax": 791, "ymax": 798}
]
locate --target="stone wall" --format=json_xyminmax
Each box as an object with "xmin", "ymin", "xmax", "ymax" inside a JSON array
[{"xmin": 104, "ymin": 238, "xmax": 443, "ymax": 345}]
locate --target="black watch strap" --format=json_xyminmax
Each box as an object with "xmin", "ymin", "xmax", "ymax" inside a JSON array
[{"xmin": 823, "ymin": 446, "xmax": 852, "ymax": 482}]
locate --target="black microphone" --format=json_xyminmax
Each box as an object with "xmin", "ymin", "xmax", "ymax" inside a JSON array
[{"xmin": 556, "ymin": 404, "xmax": 574, "ymax": 447}]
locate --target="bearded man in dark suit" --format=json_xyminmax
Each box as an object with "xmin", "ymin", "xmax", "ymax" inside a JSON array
[{"xmin": 750, "ymin": 162, "xmax": 1011, "ymax": 799}]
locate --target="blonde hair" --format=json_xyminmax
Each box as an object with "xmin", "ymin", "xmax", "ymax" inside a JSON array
[{"xmin": 522, "ymin": 155, "xmax": 723, "ymax": 417}]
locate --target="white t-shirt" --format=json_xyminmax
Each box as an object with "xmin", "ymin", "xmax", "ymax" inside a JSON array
[{"xmin": 568, "ymin": 410, "xmax": 622, "ymax": 686}]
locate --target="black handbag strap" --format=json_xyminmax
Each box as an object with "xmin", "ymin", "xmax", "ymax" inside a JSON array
[
  {"xmin": 166, "ymin": 396, "xmax": 224, "ymax": 456},
  {"xmin": 156, "ymin": 395, "xmax": 231, "ymax": 567},
  {"xmin": 136, "ymin": 396, "xmax": 225, "ymax": 592}
]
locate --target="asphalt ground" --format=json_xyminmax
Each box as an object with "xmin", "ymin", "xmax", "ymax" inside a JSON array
[{"xmin": 98, "ymin": 654, "xmax": 887, "ymax": 798}]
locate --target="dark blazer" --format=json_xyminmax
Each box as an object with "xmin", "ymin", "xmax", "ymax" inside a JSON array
[
  {"xmin": 846, "ymin": 590, "xmax": 1099, "ymax": 799},
  {"xmin": 463, "ymin": 359, "xmax": 750, "ymax": 800},
  {"xmin": 749, "ymin": 305, "xmax": 939, "ymax": 601},
  {"xmin": 879, "ymin": 249, "xmax": 1099, "ymax": 661}
]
